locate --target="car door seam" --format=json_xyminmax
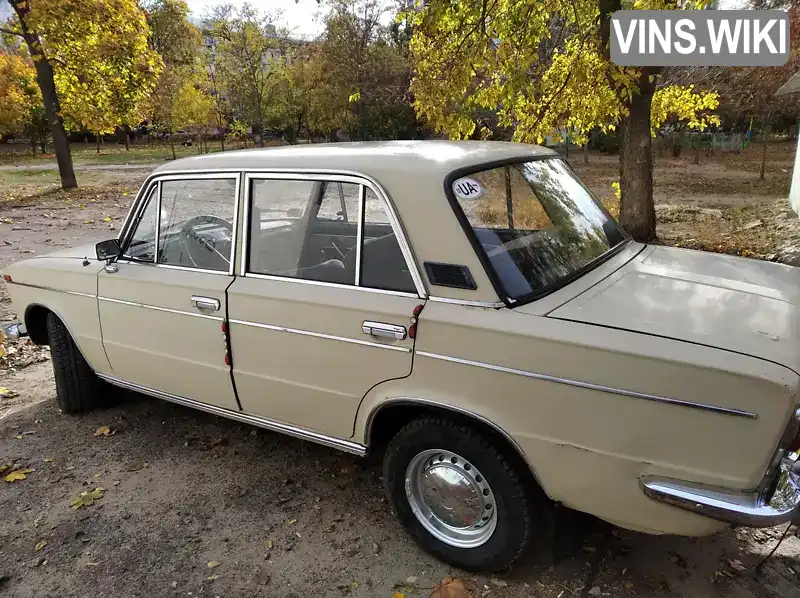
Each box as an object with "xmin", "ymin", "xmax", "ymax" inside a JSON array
[{"xmin": 223, "ymin": 276, "xmax": 243, "ymax": 410}]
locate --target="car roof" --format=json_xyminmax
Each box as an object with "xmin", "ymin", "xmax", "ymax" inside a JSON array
[{"xmin": 152, "ymin": 140, "xmax": 557, "ymax": 178}]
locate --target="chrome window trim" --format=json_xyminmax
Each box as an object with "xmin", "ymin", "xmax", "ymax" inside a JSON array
[
  {"xmin": 415, "ymin": 351, "xmax": 758, "ymax": 419},
  {"xmin": 238, "ymin": 170, "xmax": 426, "ymax": 297},
  {"xmin": 229, "ymin": 318, "xmax": 411, "ymax": 352},
  {"xmin": 428, "ymin": 297, "xmax": 505, "ymax": 309},
  {"xmin": 96, "ymin": 372, "xmax": 367, "ymax": 456},
  {"xmin": 98, "ymin": 296, "xmax": 223, "ymax": 321},
  {"xmin": 119, "ymin": 172, "xmax": 240, "ymax": 276},
  {"xmin": 241, "ymin": 272, "xmax": 419, "ymax": 298},
  {"xmin": 354, "ymin": 183, "xmax": 365, "ymax": 286}
]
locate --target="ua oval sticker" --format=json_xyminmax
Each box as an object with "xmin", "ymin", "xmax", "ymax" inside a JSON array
[{"xmin": 452, "ymin": 177, "xmax": 484, "ymax": 200}]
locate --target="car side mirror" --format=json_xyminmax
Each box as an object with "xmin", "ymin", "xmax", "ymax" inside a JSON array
[{"xmin": 95, "ymin": 239, "xmax": 121, "ymax": 261}]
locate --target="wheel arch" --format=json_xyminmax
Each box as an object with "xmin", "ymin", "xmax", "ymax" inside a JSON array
[
  {"xmin": 363, "ymin": 397, "xmax": 546, "ymax": 493},
  {"xmin": 24, "ymin": 303, "xmax": 57, "ymax": 345}
]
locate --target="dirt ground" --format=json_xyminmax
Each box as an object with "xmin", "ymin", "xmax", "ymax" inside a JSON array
[{"xmin": 2, "ymin": 145, "xmax": 800, "ymax": 597}]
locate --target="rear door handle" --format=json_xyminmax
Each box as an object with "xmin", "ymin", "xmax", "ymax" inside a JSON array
[
  {"xmin": 362, "ymin": 321, "xmax": 407, "ymax": 340},
  {"xmin": 191, "ymin": 295, "xmax": 220, "ymax": 311}
]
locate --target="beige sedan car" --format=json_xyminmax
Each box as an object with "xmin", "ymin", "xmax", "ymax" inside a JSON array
[{"xmin": 3, "ymin": 141, "xmax": 800, "ymax": 571}]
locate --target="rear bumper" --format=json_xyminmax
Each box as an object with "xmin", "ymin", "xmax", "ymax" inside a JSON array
[
  {"xmin": 1, "ymin": 321, "xmax": 27, "ymax": 340},
  {"xmin": 642, "ymin": 458, "xmax": 800, "ymax": 528}
]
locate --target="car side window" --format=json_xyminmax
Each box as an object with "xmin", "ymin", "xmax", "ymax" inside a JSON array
[
  {"xmin": 361, "ymin": 188, "xmax": 416, "ymax": 293},
  {"xmin": 318, "ymin": 182, "xmax": 358, "ymax": 222},
  {"xmin": 157, "ymin": 179, "xmax": 237, "ymax": 272},
  {"xmin": 125, "ymin": 186, "xmax": 159, "ymax": 262},
  {"xmin": 246, "ymin": 177, "xmax": 417, "ymax": 294},
  {"xmin": 248, "ymin": 179, "xmax": 355, "ymax": 285}
]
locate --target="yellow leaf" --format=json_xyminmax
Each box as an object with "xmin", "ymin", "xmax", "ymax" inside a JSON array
[
  {"xmin": 207, "ymin": 575, "xmax": 219, "ymax": 581},
  {"xmin": 5, "ymin": 468, "xmax": 33, "ymax": 482},
  {"xmin": 71, "ymin": 487, "xmax": 105, "ymax": 509},
  {"xmin": 0, "ymin": 387, "xmax": 19, "ymax": 398},
  {"xmin": 14, "ymin": 435, "xmax": 23, "ymax": 439},
  {"xmin": 263, "ymin": 539, "xmax": 273, "ymax": 549},
  {"xmin": 393, "ymin": 594, "xmax": 406, "ymax": 598},
  {"xmin": 35, "ymin": 540, "xmax": 47, "ymax": 552},
  {"xmin": 207, "ymin": 561, "xmax": 220, "ymax": 568},
  {"xmin": 83, "ymin": 220, "xmax": 90, "ymax": 225},
  {"xmin": 0, "ymin": 464, "xmax": 9, "ymax": 473},
  {"xmin": 287, "ymin": 519, "xmax": 297, "ymax": 525},
  {"xmin": 44, "ymin": 458, "xmax": 55, "ymax": 463},
  {"xmin": 103, "ymin": 217, "xmax": 112, "ymax": 222},
  {"xmin": 93, "ymin": 426, "xmax": 114, "ymax": 437}
]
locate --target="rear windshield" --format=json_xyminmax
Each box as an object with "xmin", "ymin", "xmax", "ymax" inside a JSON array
[{"xmin": 449, "ymin": 158, "xmax": 627, "ymax": 302}]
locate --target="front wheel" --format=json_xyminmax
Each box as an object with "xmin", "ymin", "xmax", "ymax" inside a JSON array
[
  {"xmin": 47, "ymin": 313, "xmax": 105, "ymax": 413},
  {"xmin": 383, "ymin": 416, "xmax": 546, "ymax": 572}
]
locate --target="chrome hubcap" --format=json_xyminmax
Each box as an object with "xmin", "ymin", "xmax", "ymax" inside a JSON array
[{"xmin": 405, "ymin": 449, "xmax": 497, "ymax": 548}]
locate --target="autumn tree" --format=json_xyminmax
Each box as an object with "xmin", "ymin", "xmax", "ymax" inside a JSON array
[
  {"xmin": 205, "ymin": 3, "xmax": 285, "ymax": 147},
  {"xmin": 0, "ymin": 52, "xmax": 37, "ymax": 134},
  {"xmin": 3, "ymin": 0, "xmax": 162, "ymax": 187},
  {"xmin": 173, "ymin": 76, "xmax": 216, "ymax": 152},
  {"xmin": 406, "ymin": 0, "xmax": 720, "ymax": 241},
  {"xmin": 145, "ymin": 0, "xmax": 204, "ymax": 158}
]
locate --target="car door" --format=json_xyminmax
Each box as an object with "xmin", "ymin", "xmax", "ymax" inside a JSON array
[
  {"xmin": 97, "ymin": 173, "xmax": 241, "ymax": 411},
  {"xmin": 227, "ymin": 173, "xmax": 426, "ymax": 438}
]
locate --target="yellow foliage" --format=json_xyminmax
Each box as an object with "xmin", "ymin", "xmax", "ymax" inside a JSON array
[
  {"xmin": 25, "ymin": 0, "xmax": 163, "ymax": 134},
  {"xmin": 0, "ymin": 53, "xmax": 40, "ymax": 135},
  {"xmin": 406, "ymin": 0, "xmax": 717, "ymax": 143}
]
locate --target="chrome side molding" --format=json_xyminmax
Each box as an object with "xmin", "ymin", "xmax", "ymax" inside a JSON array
[
  {"xmin": 96, "ymin": 373, "xmax": 367, "ymax": 456},
  {"xmin": 415, "ymin": 351, "xmax": 758, "ymax": 420}
]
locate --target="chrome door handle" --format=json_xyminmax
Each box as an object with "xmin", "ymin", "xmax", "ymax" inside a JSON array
[
  {"xmin": 362, "ymin": 321, "xmax": 407, "ymax": 340},
  {"xmin": 191, "ymin": 296, "xmax": 220, "ymax": 311}
]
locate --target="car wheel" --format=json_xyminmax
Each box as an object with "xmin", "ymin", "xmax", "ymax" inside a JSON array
[
  {"xmin": 47, "ymin": 313, "xmax": 104, "ymax": 413},
  {"xmin": 383, "ymin": 416, "xmax": 544, "ymax": 572}
]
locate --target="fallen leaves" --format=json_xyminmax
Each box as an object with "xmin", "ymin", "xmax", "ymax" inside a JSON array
[
  {"xmin": 207, "ymin": 561, "xmax": 220, "ymax": 569},
  {"xmin": 430, "ymin": 577, "xmax": 473, "ymax": 598},
  {"xmin": 5, "ymin": 468, "xmax": 33, "ymax": 482},
  {"xmin": 34, "ymin": 540, "xmax": 47, "ymax": 552},
  {"xmin": 93, "ymin": 425, "xmax": 115, "ymax": 437},
  {"xmin": 71, "ymin": 487, "xmax": 105, "ymax": 510},
  {"xmin": 0, "ymin": 387, "xmax": 19, "ymax": 399}
]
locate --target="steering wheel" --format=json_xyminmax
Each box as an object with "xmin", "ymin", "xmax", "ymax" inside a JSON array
[{"xmin": 178, "ymin": 215, "xmax": 234, "ymax": 271}]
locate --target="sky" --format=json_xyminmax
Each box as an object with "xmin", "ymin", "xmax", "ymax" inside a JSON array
[{"xmin": 184, "ymin": 0, "xmax": 332, "ymax": 39}]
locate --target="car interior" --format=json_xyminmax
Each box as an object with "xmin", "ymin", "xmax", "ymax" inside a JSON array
[{"xmin": 248, "ymin": 180, "xmax": 416, "ymax": 293}]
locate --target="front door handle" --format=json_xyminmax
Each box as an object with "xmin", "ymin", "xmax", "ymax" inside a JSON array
[
  {"xmin": 191, "ymin": 295, "xmax": 220, "ymax": 311},
  {"xmin": 362, "ymin": 321, "xmax": 407, "ymax": 340}
]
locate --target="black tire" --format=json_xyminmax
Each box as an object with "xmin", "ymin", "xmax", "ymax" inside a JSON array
[
  {"xmin": 383, "ymin": 416, "xmax": 546, "ymax": 572},
  {"xmin": 47, "ymin": 312, "xmax": 103, "ymax": 413}
]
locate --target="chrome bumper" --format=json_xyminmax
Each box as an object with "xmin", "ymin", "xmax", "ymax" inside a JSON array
[
  {"xmin": 1, "ymin": 321, "xmax": 27, "ymax": 340},
  {"xmin": 642, "ymin": 458, "xmax": 800, "ymax": 528}
]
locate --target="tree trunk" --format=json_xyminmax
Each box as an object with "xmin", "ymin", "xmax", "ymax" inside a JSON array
[
  {"xmin": 583, "ymin": 142, "xmax": 589, "ymax": 164},
  {"xmin": 96, "ymin": 135, "xmax": 100, "ymax": 153},
  {"xmin": 693, "ymin": 136, "xmax": 700, "ymax": 165},
  {"xmin": 170, "ymin": 138, "xmax": 176, "ymax": 160},
  {"xmin": 31, "ymin": 137, "xmax": 37, "ymax": 157},
  {"xmin": 124, "ymin": 128, "xmax": 130, "ymax": 151},
  {"xmin": 11, "ymin": 0, "xmax": 76, "ymax": 188},
  {"xmin": 258, "ymin": 124, "xmax": 265, "ymax": 148},
  {"xmin": 759, "ymin": 122, "xmax": 768, "ymax": 180},
  {"xmin": 220, "ymin": 136, "xmax": 225, "ymax": 152},
  {"xmin": 619, "ymin": 73, "xmax": 656, "ymax": 242}
]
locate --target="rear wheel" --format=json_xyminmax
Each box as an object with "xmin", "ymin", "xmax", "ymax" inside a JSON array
[
  {"xmin": 47, "ymin": 313, "xmax": 104, "ymax": 413},
  {"xmin": 383, "ymin": 416, "xmax": 546, "ymax": 572}
]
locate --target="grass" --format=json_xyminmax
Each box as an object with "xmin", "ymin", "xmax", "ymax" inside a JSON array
[{"xmin": 0, "ymin": 139, "xmax": 285, "ymax": 168}]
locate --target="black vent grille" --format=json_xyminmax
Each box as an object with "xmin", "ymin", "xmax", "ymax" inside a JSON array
[{"xmin": 424, "ymin": 262, "xmax": 477, "ymax": 290}]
